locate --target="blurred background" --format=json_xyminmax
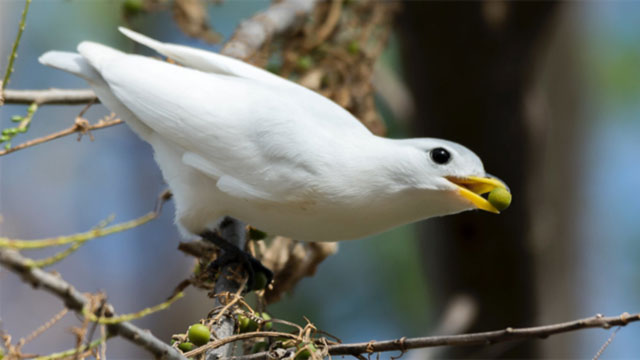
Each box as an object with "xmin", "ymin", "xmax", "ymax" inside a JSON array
[{"xmin": 1, "ymin": 1, "xmax": 640, "ymax": 359}]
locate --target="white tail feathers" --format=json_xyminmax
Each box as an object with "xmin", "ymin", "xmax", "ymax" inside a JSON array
[
  {"xmin": 118, "ymin": 27, "xmax": 292, "ymax": 87},
  {"xmin": 118, "ymin": 27, "xmax": 164, "ymax": 52},
  {"xmin": 38, "ymin": 51, "xmax": 99, "ymax": 81},
  {"xmin": 77, "ymin": 41, "xmax": 124, "ymax": 73}
]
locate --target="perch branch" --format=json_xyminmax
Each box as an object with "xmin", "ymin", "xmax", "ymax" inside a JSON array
[
  {"xmin": 204, "ymin": 1, "xmax": 318, "ymax": 359},
  {"xmin": 0, "ymin": 248, "xmax": 186, "ymax": 360}
]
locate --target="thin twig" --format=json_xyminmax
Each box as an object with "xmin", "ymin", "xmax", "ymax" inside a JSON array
[
  {"xmin": 0, "ymin": 190, "xmax": 167, "ymax": 249},
  {"xmin": 227, "ymin": 313, "xmax": 640, "ymax": 360},
  {"xmin": 33, "ymin": 336, "xmax": 107, "ymax": 360},
  {"xmin": 328, "ymin": 313, "xmax": 640, "ymax": 356},
  {"xmin": 83, "ymin": 292, "xmax": 184, "ymax": 325},
  {"xmin": 592, "ymin": 326, "xmax": 621, "ymax": 360},
  {"xmin": 0, "ymin": 114, "xmax": 122, "ymax": 156}
]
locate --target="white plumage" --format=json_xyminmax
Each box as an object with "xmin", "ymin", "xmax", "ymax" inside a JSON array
[{"xmin": 39, "ymin": 28, "xmax": 507, "ymax": 242}]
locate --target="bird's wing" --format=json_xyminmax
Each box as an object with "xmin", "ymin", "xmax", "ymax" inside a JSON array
[
  {"xmin": 118, "ymin": 27, "xmax": 293, "ymax": 88},
  {"xmin": 77, "ymin": 41, "xmax": 365, "ymax": 201}
]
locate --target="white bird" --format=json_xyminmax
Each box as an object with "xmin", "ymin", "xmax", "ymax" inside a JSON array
[{"xmin": 39, "ymin": 28, "xmax": 508, "ymax": 245}]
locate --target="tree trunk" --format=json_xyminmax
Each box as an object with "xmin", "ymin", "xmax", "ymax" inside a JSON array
[{"xmin": 399, "ymin": 2, "xmax": 558, "ymax": 358}]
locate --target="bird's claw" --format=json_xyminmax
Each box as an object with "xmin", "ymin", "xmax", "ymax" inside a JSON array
[{"xmin": 201, "ymin": 231, "xmax": 273, "ymax": 292}]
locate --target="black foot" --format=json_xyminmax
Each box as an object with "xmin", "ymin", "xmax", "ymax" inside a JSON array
[{"xmin": 201, "ymin": 230, "xmax": 273, "ymax": 291}]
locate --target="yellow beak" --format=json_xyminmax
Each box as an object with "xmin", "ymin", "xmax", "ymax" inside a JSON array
[{"xmin": 446, "ymin": 175, "xmax": 509, "ymax": 214}]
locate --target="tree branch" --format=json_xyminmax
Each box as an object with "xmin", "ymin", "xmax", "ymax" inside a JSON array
[
  {"xmin": 230, "ymin": 312, "xmax": 640, "ymax": 359},
  {"xmin": 222, "ymin": 0, "xmax": 318, "ymax": 59},
  {"xmin": 2, "ymin": 88, "xmax": 97, "ymax": 105},
  {"xmin": 0, "ymin": 248, "xmax": 186, "ymax": 360}
]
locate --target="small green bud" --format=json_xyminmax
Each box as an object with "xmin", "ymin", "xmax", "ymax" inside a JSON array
[
  {"xmin": 260, "ymin": 312, "xmax": 272, "ymax": 331},
  {"xmin": 18, "ymin": 127, "xmax": 27, "ymax": 133},
  {"xmin": 1, "ymin": 135, "xmax": 10, "ymax": 142},
  {"xmin": 237, "ymin": 314, "xmax": 258, "ymax": 333},
  {"xmin": 178, "ymin": 342, "xmax": 195, "ymax": 352},
  {"xmin": 11, "ymin": 115, "xmax": 23, "ymax": 122},
  {"xmin": 347, "ymin": 40, "xmax": 360, "ymax": 55},
  {"xmin": 122, "ymin": 0, "xmax": 144, "ymax": 16},
  {"xmin": 296, "ymin": 55, "xmax": 313, "ymax": 71},
  {"xmin": 4, "ymin": 143, "xmax": 10, "ymax": 150},
  {"xmin": 187, "ymin": 324, "xmax": 211, "ymax": 346},
  {"xmin": 487, "ymin": 188, "xmax": 512, "ymax": 212},
  {"xmin": 248, "ymin": 227, "xmax": 268, "ymax": 240},
  {"xmin": 27, "ymin": 103, "xmax": 38, "ymax": 113},
  {"xmin": 295, "ymin": 343, "xmax": 317, "ymax": 359},
  {"xmin": 2, "ymin": 129, "xmax": 11, "ymax": 136}
]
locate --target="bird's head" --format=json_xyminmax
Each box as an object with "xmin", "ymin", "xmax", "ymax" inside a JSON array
[{"xmin": 392, "ymin": 138, "xmax": 511, "ymax": 215}]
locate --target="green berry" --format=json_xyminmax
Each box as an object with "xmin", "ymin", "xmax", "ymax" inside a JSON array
[
  {"xmin": 295, "ymin": 343, "xmax": 317, "ymax": 359},
  {"xmin": 487, "ymin": 187, "xmax": 512, "ymax": 212},
  {"xmin": 237, "ymin": 314, "xmax": 251, "ymax": 332},
  {"xmin": 260, "ymin": 312, "xmax": 272, "ymax": 331},
  {"xmin": 187, "ymin": 324, "xmax": 210, "ymax": 346},
  {"xmin": 178, "ymin": 342, "xmax": 195, "ymax": 352}
]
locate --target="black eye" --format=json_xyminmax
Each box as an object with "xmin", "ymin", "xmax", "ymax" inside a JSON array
[{"xmin": 430, "ymin": 147, "xmax": 451, "ymax": 165}]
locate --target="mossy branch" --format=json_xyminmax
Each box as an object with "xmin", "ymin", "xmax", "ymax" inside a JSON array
[
  {"xmin": 1, "ymin": 0, "xmax": 32, "ymax": 90},
  {"xmin": 0, "ymin": 207, "xmax": 159, "ymax": 250},
  {"xmin": 33, "ymin": 336, "xmax": 107, "ymax": 360},
  {"xmin": 83, "ymin": 292, "xmax": 185, "ymax": 325}
]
